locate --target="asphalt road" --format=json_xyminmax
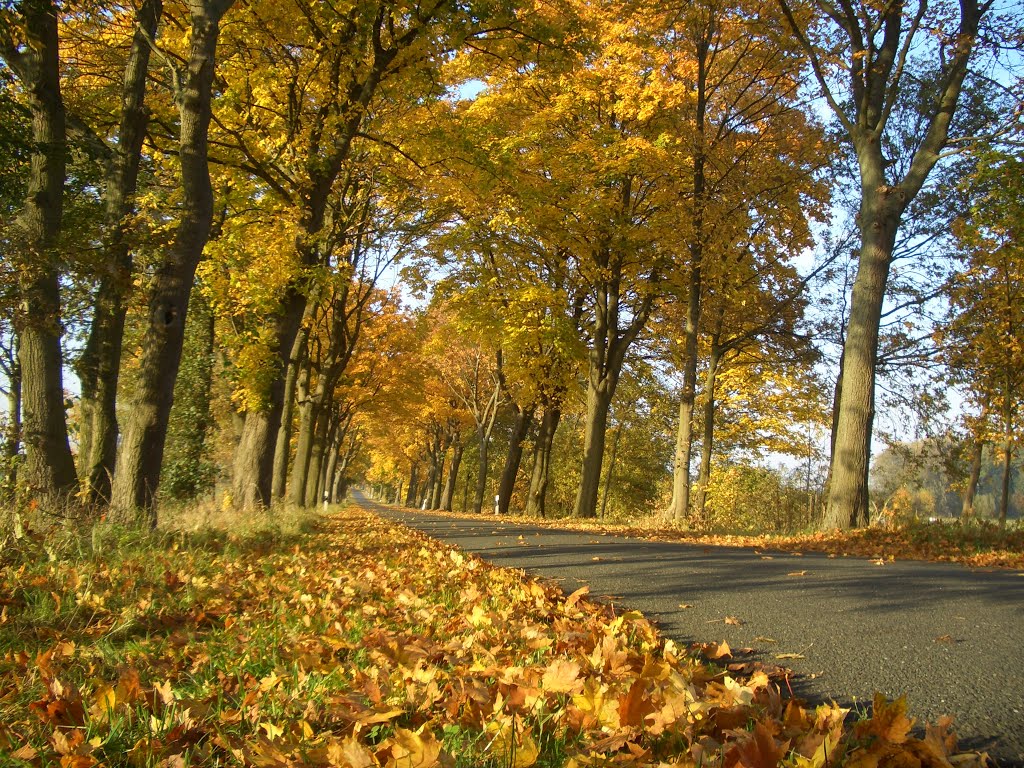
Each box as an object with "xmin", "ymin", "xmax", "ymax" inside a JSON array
[{"xmin": 352, "ymin": 492, "xmax": 1024, "ymax": 765}]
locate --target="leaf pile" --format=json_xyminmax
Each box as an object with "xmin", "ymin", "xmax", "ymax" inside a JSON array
[{"xmin": 0, "ymin": 507, "xmax": 991, "ymax": 766}]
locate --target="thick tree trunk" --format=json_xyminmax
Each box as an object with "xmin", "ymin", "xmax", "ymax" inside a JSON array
[
  {"xmin": 307, "ymin": 403, "xmax": 336, "ymax": 506},
  {"xmin": 694, "ymin": 341, "xmax": 722, "ymax": 521},
  {"xmin": 668, "ymin": 267, "xmax": 704, "ymax": 523},
  {"xmin": 9, "ymin": 0, "xmax": 78, "ymax": 504},
  {"xmin": 332, "ymin": 438, "xmax": 357, "ymax": 502},
  {"xmin": 497, "ymin": 407, "xmax": 533, "ymax": 514},
  {"xmin": 822, "ymin": 187, "xmax": 900, "ymax": 529},
  {"xmin": 76, "ymin": 0, "xmax": 162, "ymax": 505},
  {"xmin": 441, "ymin": 441, "xmax": 464, "ymax": 511},
  {"xmin": 961, "ymin": 438, "xmax": 983, "ymax": 518},
  {"xmin": 321, "ymin": 417, "xmax": 341, "ymax": 501},
  {"xmin": 574, "ymin": 380, "xmax": 615, "ymax": 518},
  {"xmin": 111, "ymin": 0, "xmax": 233, "ymax": 522},
  {"xmin": 232, "ymin": 291, "xmax": 306, "ymax": 508},
  {"xmin": 526, "ymin": 406, "xmax": 560, "ymax": 518}
]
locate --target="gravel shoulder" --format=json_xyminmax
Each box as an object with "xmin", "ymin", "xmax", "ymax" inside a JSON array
[{"xmin": 355, "ymin": 493, "xmax": 1024, "ymax": 765}]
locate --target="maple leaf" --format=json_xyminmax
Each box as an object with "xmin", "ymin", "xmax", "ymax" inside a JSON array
[
  {"xmin": 325, "ymin": 735, "xmax": 376, "ymax": 768},
  {"xmin": 858, "ymin": 694, "xmax": 916, "ymax": 744},
  {"xmin": 542, "ymin": 659, "xmax": 583, "ymax": 694},
  {"xmin": 386, "ymin": 726, "xmax": 452, "ymax": 768}
]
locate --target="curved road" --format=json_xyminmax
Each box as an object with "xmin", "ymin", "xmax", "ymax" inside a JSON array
[{"xmin": 353, "ymin": 492, "xmax": 1024, "ymax": 765}]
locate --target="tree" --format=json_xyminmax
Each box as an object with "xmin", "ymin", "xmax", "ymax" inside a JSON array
[
  {"xmin": 0, "ymin": 0, "xmax": 78, "ymax": 504},
  {"xmin": 661, "ymin": 0, "xmax": 826, "ymax": 523},
  {"xmin": 110, "ymin": 0, "xmax": 236, "ymax": 521},
  {"xmin": 70, "ymin": 0, "xmax": 163, "ymax": 505},
  {"xmin": 939, "ymin": 148, "xmax": 1024, "ymax": 525},
  {"xmin": 776, "ymin": 0, "xmax": 999, "ymax": 529}
]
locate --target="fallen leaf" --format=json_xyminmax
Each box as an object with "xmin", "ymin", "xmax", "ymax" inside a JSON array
[
  {"xmin": 787, "ymin": 570, "xmax": 808, "ymax": 577},
  {"xmin": 725, "ymin": 616, "xmax": 743, "ymax": 626},
  {"xmin": 541, "ymin": 659, "xmax": 582, "ymax": 694}
]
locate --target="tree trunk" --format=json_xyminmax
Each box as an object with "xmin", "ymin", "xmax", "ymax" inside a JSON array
[
  {"xmin": 822, "ymin": 185, "xmax": 900, "ymax": 530},
  {"xmin": 999, "ymin": 406, "xmax": 1012, "ymax": 527},
  {"xmin": 961, "ymin": 437, "xmax": 983, "ymax": 518},
  {"xmin": 111, "ymin": 0, "xmax": 234, "ymax": 522},
  {"xmin": 497, "ymin": 407, "xmax": 533, "ymax": 514},
  {"xmin": 271, "ymin": 292, "xmax": 316, "ymax": 500},
  {"xmin": 574, "ymin": 380, "xmax": 615, "ymax": 518},
  {"xmin": 526, "ymin": 406, "xmax": 560, "ymax": 518},
  {"xmin": 474, "ymin": 425, "xmax": 490, "ymax": 514},
  {"xmin": 441, "ymin": 441, "xmax": 464, "ymax": 511},
  {"xmin": 668, "ymin": 39, "xmax": 709, "ymax": 524},
  {"xmin": 288, "ymin": 357, "xmax": 315, "ymax": 506},
  {"xmin": 232, "ymin": 291, "xmax": 306, "ymax": 508},
  {"xmin": 600, "ymin": 422, "xmax": 621, "ymax": 518},
  {"xmin": 405, "ymin": 463, "xmax": 419, "ymax": 507},
  {"xmin": 694, "ymin": 340, "xmax": 722, "ymax": 521},
  {"xmin": 9, "ymin": 0, "xmax": 78, "ymax": 505},
  {"xmin": 307, "ymin": 403, "xmax": 336, "ymax": 506},
  {"xmin": 430, "ymin": 434, "xmax": 447, "ymax": 509},
  {"xmin": 321, "ymin": 419, "xmax": 341, "ymax": 505},
  {"xmin": 76, "ymin": 0, "xmax": 162, "ymax": 505}
]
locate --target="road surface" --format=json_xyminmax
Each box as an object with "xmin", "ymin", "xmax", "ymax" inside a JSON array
[{"xmin": 353, "ymin": 492, "xmax": 1024, "ymax": 765}]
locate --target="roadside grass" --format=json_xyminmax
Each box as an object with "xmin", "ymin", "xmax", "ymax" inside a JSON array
[
  {"xmin": 0, "ymin": 504, "xmax": 992, "ymax": 766},
  {"xmin": 393, "ymin": 503, "xmax": 1024, "ymax": 569}
]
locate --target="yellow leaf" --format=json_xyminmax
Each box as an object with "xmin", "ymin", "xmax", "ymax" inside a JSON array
[
  {"xmin": 386, "ymin": 725, "xmax": 447, "ymax": 768},
  {"xmin": 541, "ymin": 659, "xmax": 582, "ymax": 693}
]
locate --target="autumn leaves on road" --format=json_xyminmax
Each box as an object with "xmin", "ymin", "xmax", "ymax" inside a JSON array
[{"xmin": 0, "ymin": 507, "xmax": 990, "ymax": 767}]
